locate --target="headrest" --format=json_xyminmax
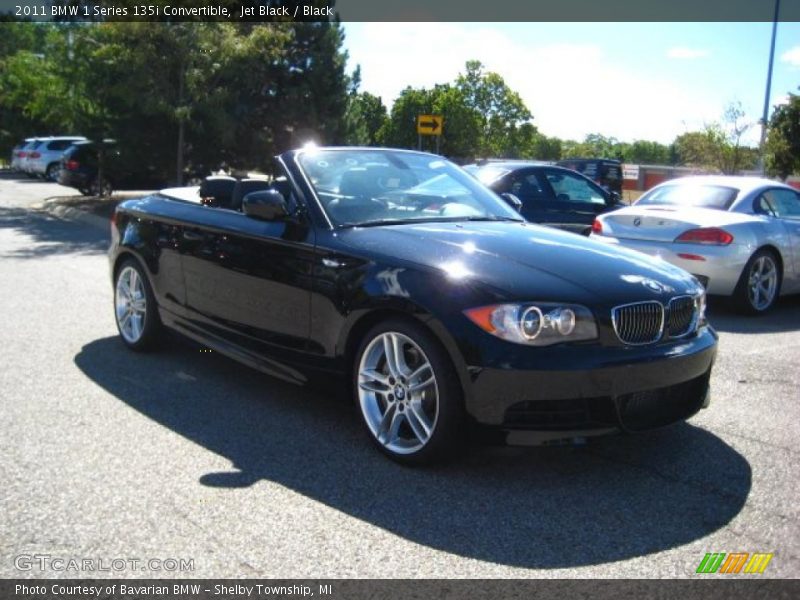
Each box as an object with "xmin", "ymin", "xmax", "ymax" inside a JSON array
[
  {"xmin": 199, "ymin": 176, "xmax": 236, "ymax": 207},
  {"xmin": 230, "ymin": 178, "xmax": 272, "ymax": 211}
]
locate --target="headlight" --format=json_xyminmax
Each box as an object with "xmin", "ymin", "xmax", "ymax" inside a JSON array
[{"xmin": 464, "ymin": 303, "xmax": 598, "ymax": 346}]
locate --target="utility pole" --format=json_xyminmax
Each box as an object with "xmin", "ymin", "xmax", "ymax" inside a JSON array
[{"xmin": 759, "ymin": 0, "xmax": 781, "ymax": 175}]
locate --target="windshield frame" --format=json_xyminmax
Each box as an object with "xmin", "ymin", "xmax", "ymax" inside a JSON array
[{"xmin": 291, "ymin": 147, "xmax": 524, "ymax": 229}]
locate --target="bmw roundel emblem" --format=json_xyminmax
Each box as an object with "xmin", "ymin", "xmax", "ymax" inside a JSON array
[
  {"xmin": 642, "ymin": 278, "xmax": 664, "ymax": 293},
  {"xmin": 633, "ymin": 217, "xmax": 642, "ymax": 227}
]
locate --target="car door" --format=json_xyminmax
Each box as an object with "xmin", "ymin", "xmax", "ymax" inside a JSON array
[
  {"xmin": 504, "ymin": 169, "xmax": 560, "ymax": 224},
  {"xmin": 541, "ymin": 168, "xmax": 612, "ymax": 234},
  {"xmin": 756, "ymin": 188, "xmax": 800, "ymax": 291},
  {"xmin": 179, "ymin": 178, "xmax": 316, "ymax": 382}
]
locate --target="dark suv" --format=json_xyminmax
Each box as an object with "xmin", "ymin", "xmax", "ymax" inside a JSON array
[
  {"xmin": 464, "ymin": 161, "xmax": 625, "ymax": 235},
  {"xmin": 555, "ymin": 158, "xmax": 623, "ymax": 196},
  {"xmin": 58, "ymin": 141, "xmax": 123, "ymax": 195}
]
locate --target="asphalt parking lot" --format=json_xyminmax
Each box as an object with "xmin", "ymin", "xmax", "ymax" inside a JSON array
[{"xmin": 0, "ymin": 171, "xmax": 798, "ymax": 578}]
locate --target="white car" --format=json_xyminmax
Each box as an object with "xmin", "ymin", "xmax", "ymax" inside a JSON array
[
  {"xmin": 25, "ymin": 136, "xmax": 87, "ymax": 181},
  {"xmin": 591, "ymin": 176, "xmax": 800, "ymax": 314}
]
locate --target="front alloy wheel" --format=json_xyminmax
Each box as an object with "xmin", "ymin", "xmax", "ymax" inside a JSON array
[
  {"xmin": 354, "ymin": 319, "xmax": 463, "ymax": 464},
  {"xmin": 114, "ymin": 259, "xmax": 161, "ymax": 350}
]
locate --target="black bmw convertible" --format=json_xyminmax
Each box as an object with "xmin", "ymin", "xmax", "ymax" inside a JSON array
[{"xmin": 109, "ymin": 147, "xmax": 717, "ymax": 464}]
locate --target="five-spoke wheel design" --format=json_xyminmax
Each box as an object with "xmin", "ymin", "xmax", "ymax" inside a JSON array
[
  {"xmin": 736, "ymin": 249, "xmax": 781, "ymax": 314},
  {"xmin": 114, "ymin": 259, "xmax": 160, "ymax": 350},
  {"xmin": 115, "ymin": 265, "xmax": 147, "ymax": 344},
  {"xmin": 357, "ymin": 331, "xmax": 439, "ymax": 455},
  {"xmin": 747, "ymin": 253, "xmax": 778, "ymax": 312}
]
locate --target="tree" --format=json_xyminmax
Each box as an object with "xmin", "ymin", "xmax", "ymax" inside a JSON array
[
  {"xmin": 673, "ymin": 102, "xmax": 757, "ymax": 174},
  {"xmin": 378, "ymin": 84, "xmax": 483, "ymax": 160},
  {"xmin": 562, "ymin": 133, "xmax": 624, "ymax": 160},
  {"xmin": 456, "ymin": 60, "xmax": 535, "ymax": 157},
  {"xmin": 343, "ymin": 68, "xmax": 388, "ymax": 146},
  {"xmin": 673, "ymin": 130, "xmax": 723, "ymax": 171},
  {"xmin": 765, "ymin": 92, "xmax": 800, "ymax": 180},
  {"xmin": 0, "ymin": 21, "xmax": 351, "ymax": 181},
  {"xmin": 717, "ymin": 101, "xmax": 753, "ymax": 174},
  {"xmin": 624, "ymin": 140, "xmax": 671, "ymax": 164}
]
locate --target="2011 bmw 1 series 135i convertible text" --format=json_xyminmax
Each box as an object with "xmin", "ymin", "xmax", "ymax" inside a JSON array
[{"xmin": 109, "ymin": 147, "xmax": 718, "ymax": 464}]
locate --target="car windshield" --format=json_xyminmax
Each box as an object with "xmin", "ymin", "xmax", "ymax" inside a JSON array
[
  {"xmin": 296, "ymin": 149, "xmax": 522, "ymax": 227},
  {"xmin": 636, "ymin": 184, "xmax": 739, "ymax": 210}
]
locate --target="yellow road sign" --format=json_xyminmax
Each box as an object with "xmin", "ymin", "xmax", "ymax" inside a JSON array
[{"xmin": 417, "ymin": 114, "xmax": 443, "ymax": 136}]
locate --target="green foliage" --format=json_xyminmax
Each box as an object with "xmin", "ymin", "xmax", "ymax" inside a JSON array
[
  {"xmin": 0, "ymin": 22, "xmax": 350, "ymax": 183},
  {"xmin": 343, "ymin": 67, "xmax": 388, "ymax": 147},
  {"xmin": 562, "ymin": 134, "xmax": 623, "ymax": 160},
  {"xmin": 455, "ymin": 60, "xmax": 534, "ymax": 157},
  {"xmin": 379, "ymin": 61, "xmax": 543, "ymax": 160},
  {"xmin": 672, "ymin": 102, "xmax": 757, "ymax": 174},
  {"xmin": 765, "ymin": 92, "xmax": 800, "ymax": 180}
]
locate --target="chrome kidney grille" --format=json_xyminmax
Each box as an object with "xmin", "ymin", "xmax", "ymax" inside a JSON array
[
  {"xmin": 612, "ymin": 297, "xmax": 698, "ymax": 345},
  {"xmin": 612, "ymin": 301, "xmax": 665, "ymax": 345},
  {"xmin": 667, "ymin": 295, "xmax": 696, "ymax": 338}
]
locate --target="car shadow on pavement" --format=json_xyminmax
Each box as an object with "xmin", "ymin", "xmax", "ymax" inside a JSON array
[
  {"xmin": 707, "ymin": 295, "xmax": 800, "ymax": 334},
  {"xmin": 75, "ymin": 335, "xmax": 751, "ymax": 570},
  {"xmin": 0, "ymin": 206, "xmax": 107, "ymax": 259}
]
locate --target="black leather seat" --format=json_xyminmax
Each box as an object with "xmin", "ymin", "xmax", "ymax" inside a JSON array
[
  {"xmin": 327, "ymin": 168, "xmax": 385, "ymax": 224},
  {"xmin": 198, "ymin": 176, "xmax": 237, "ymax": 208}
]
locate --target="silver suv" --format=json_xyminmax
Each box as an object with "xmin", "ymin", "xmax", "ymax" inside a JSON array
[{"xmin": 25, "ymin": 136, "xmax": 87, "ymax": 181}]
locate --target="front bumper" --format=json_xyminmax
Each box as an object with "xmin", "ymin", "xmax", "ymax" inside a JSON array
[{"xmin": 463, "ymin": 326, "xmax": 717, "ymax": 443}]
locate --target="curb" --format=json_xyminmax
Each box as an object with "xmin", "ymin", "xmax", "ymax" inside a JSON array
[
  {"xmin": 34, "ymin": 191, "xmax": 154, "ymax": 232},
  {"xmin": 37, "ymin": 203, "xmax": 111, "ymax": 232}
]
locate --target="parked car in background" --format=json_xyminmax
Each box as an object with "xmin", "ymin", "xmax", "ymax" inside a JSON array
[
  {"xmin": 20, "ymin": 138, "xmax": 46, "ymax": 176},
  {"xmin": 58, "ymin": 139, "xmax": 166, "ymax": 195},
  {"xmin": 464, "ymin": 161, "xmax": 625, "ymax": 235},
  {"xmin": 58, "ymin": 140, "xmax": 121, "ymax": 196},
  {"xmin": 26, "ymin": 136, "xmax": 87, "ymax": 181},
  {"xmin": 556, "ymin": 158, "xmax": 623, "ymax": 196},
  {"xmin": 109, "ymin": 146, "xmax": 716, "ymax": 464},
  {"xmin": 10, "ymin": 138, "xmax": 36, "ymax": 171},
  {"xmin": 591, "ymin": 176, "xmax": 800, "ymax": 314}
]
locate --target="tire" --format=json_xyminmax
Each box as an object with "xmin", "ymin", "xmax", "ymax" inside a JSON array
[
  {"xmin": 89, "ymin": 177, "xmax": 113, "ymax": 197},
  {"xmin": 113, "ymin": 258, "xmax": 162, "ymax": 351},
  {"xmin": 733, "ymin": 249, "xmax": 781, "ymax": 315},
  {"xmin": 45, "ymin": 163, "xmax": 61, "ymax": 182},
  {"xmin": 353, "ymin": 318, "xmax": 464, "ymax": 465}
]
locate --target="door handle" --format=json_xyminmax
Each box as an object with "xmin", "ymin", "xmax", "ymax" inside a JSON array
[{"xmin": 182, "ymin": 230, "xmax": 204, "ymax": 241}]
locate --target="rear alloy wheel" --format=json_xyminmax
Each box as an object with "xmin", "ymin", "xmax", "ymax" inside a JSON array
[
  {"xmin": 734, "ymin": 249, "xmax": 781, "ymax": 314},
  {"xmin": 45, "ymin": 163, "xmax": 61, "ymax": 182},
  {"xmin": 354, "ymin": 319, "xmax": 463, "ymax": 465},
  {"xmin": 90, "ymin": 177, "xmax": 113, "ymax": 197},
  {"xmin": 114, "ymin": 259, "xmax": 161, "ymax": 350}
]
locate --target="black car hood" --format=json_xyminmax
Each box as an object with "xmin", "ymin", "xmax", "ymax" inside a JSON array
[{"xmin": 336, "ymin": 220, "xmax": 701, "ymax": 306}]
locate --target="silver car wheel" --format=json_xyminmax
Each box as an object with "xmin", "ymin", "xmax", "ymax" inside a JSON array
[
  {"xmin": 357, "ymin": 331, "xmax": 439, "ymax": 455},
  {"xmin": 747, "ymin": 255, "xmax": 778, "ymax": 311},
  {"xmin": 115, "ymin": 266, "xmax": 147, "ymax": 343}
]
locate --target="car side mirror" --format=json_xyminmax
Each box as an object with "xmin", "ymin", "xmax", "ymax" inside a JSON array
[
  {"xmin": 608, "ymin": 191, "xmax": 622, "ymax": 204},
  {"xmin": 243, "ymin": 189, "xmax": 288, "ymax": 221},
  {"xmin": 500, "ymin": 193, "xmax": 523, "ymax": 213}
]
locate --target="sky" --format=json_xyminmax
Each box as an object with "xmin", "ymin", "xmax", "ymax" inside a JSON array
[{"xmin": 342, "ymin": 22, "xmax": 800, "ymax": 146}]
